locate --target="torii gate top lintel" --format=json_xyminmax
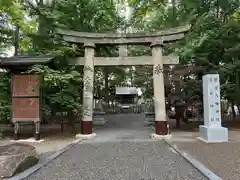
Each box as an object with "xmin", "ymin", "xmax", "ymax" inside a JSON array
[
  {"xmin": 58, "ymin": 25, "xmax": 190, "ymax": 66},
  {"xmin": 57, "ymin": 25, "xmax": 190, "ymax": 45}
]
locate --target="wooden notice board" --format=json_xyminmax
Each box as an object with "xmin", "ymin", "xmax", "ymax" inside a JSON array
[
  {"xmin": 11, "ymin": 74, "xmax": 41, "ymax": 122},
  {"xmin": 12, "ymin": 75, "xmax": 40, "ymax": 97},
  {"xmin": 12, "ymin": 98, "xmax": 40, "ymax": 122}
]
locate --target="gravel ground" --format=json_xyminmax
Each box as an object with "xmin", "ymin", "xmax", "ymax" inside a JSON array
[
  {"xmin": 25, "ymin": 140, "xmax": 206, "ymax": 180},
  {"xmin": 169, "ymin": 130, "xmax": 240, "ymax": 180},
  {"xmin": 24, "ymin": 114, "xmax": 206, "ymax": 180}
]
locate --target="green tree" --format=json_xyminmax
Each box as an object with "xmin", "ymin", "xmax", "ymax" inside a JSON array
[{"xmin": 0, "ymin": 0, "xmax": 124, "ymax": 123}]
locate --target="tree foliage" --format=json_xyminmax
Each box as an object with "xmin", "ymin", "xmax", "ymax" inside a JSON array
[
  {"xmin": 0, "ymin": 0, "xmax": 240, "ymax": 123},
  {"xmin": 128, "ymin": 0, "xmax": 240, "ymax": 108},
  {"xmin": 0, "ymin": 0, "xmax": 122, "ymax": 122}
]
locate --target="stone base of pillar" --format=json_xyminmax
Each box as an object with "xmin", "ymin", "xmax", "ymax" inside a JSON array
[
  {"xmin": 155, "ymin": 121, "xmax": 169, "ymax": 135},
  {"xmin": 150, "ymin": 133, "xmax": 172, "ymax": 140},
  {"xmin": 75, "ymin": 133, "xmax": 96, "ymax": 140},
  {"xmin": 198, "ymin": 125, "xmax": 228, "ymax": 143},
  {"xmin": 151, "ymin": 121, "xmax": 171, "ymax": 140},
  {"xmin": 81, "ymin": 121, "xmax": 92, "ymax": 134}
]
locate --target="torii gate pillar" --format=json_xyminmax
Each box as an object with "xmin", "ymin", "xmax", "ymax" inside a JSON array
[
  {"xmin": 151, "ymin": 41, "xmax": 171, "ymax": 138},
  {"xmin": 76, "ymin": 42, "xmax": 96, "ymax": 139}
]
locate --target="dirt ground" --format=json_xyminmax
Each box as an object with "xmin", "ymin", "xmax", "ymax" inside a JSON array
[{"xmin": 0, "ymin": 124, "xmax": 79, "ymax": 163}]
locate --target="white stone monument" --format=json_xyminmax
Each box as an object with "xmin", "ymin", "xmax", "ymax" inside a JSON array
[{"xmin": 199, "ymin": 74, "xmax": 228, "ymax": 143}]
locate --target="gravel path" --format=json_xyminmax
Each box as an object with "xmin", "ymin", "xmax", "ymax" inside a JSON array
[{"xmin": 25, "ymin": 114, "xmax": 206, "ymax": 180}]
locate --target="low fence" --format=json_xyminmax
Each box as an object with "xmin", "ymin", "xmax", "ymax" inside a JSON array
[{"xmin": 102, "ymin": 102, "xmax": 154, "ymax": 114}]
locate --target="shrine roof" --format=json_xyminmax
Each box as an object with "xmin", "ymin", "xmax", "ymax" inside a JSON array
[
  {"xmin": 115, "ymin": 86, "xmax": 139, "ymax": 95},
  {"xmin": 0, "ymin": 56, "xmax": 54, "ymax": 66}
]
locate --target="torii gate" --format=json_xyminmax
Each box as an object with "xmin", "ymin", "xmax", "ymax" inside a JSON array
[{"xmin": 57, "ymin": 25, "xmax": 190, "ymax": 139}]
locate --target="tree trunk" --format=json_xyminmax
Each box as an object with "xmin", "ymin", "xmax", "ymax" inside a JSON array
[
  {"xmin": 67, "ymin": 110, "xmax": 75, "ymax": 133},
  {"xmin": 183, "ymin": 106, "xmax": 189, "ymax": 123},
  {"xmin": 14, "ymin": 26, "xmax": 20, "ymax": 56},
  {"xmin": 172, "ymin": 0, "xmax": 176, "ymax": 26},
  {"xmin": 104, "ymin": 67, "xmax": 109, "ymax": 106},
  {"xmin": 176, "ymin": 113, "xmax": 181, "ymax": 128},
  {"xmin": 236, "ymin": 70, "xmax": 240, "ymax": 105},
  {"xmin": 216, "ymin": 0, "xmax": 219, "ymax": 18}
]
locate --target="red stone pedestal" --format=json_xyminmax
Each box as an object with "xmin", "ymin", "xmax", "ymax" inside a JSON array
[
  {"xmin": 155, "ymin": 121, "xmax": 168, "ymax": 135},
  {"xmin": 81, "ymin": 121, "xmax": 92, "ymax": 134}
]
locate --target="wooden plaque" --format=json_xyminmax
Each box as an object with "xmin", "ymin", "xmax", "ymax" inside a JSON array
[
  {"xmin": 12, "ymin": 75, "xmax": 40, "ymax": 97},
  {"xmin": 12, "ymin": 98, "xmax": 40, "ymax": 122}
]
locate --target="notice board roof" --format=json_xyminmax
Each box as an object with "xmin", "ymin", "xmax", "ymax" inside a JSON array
[
  {"xmin": 0, "ymin": 56, "xmax": 54, "ymax": 72},
  {"xmin": 0, "ymin": 56, "xmax": 54, "ymax": 65}
]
